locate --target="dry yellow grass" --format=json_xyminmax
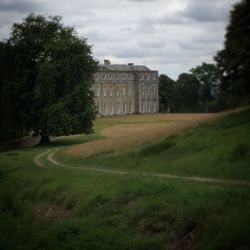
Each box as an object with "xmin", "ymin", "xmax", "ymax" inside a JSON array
[
  {"xmin": 65, "ymin": 108, "xmax": 247, "ymax": 158},
  {"xmin": 65, "ymin": 113, "xmax": 210, "ymax": 157}
]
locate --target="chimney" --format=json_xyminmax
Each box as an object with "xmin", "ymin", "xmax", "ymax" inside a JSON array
[{"xmin": 104, "ymin": 59, "xmax": 111, "ymax": 65}]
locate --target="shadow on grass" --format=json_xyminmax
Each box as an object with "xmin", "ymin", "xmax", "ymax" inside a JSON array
[{"xmin": 35, "ymin": 133, "xmax": 105, "ymax": 149}]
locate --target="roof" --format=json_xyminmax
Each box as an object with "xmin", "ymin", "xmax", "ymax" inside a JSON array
[{"xmin": 97, "ymin": 64, "xmax": 151, "ymax": 72}]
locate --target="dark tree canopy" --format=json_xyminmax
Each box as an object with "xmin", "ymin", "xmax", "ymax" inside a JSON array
[
  {"xmin": 172, "ymin": 73, "xmax": 201, "ymax": 113},
  {"xmin": 0, "ymin": 41, "xmax": 26, "ymax": 142},
  {"xmin": 159, "ymin": 74, "xmax": 175, "ymax": 112},
  {"xmin": 0, "ymin": 14, "xmax": 97, "ymax": 143},
  {"xmin": 191, "ymin": 63, "xmax": 220, "ymax": 112},
  {"xmin": 215, "ymin": 0, "xmax": 250, "ymax": 108}
]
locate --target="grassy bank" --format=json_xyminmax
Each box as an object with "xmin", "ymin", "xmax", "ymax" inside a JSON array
[
  {"xmin": 60, "ymin": 109, "xmax": 250, "ymax": 181},
  {"xmin": 0, "ymin": 110, "xmax": 250, "ymax": 250}
]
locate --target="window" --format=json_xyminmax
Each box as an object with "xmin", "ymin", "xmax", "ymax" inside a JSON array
[
  {"xmin": 103, "ymin": 104, "xmax": 106, "ymax": 115},
  {"xmin": 149, "ymin": 102, "xmax": 151, "ymax": 113},
  {"xmin": 110, "ymin": 88, "xmax": 113, "ymax": 96},
  {"xmin": 123, "ymin": 103, "xmax": 127, "ymax": 113},
  {"xmin": 129, "ymin": 88, "xmax": 132, "ymax": 96},
  {"xmin": 103, "ymin": 87, "xmax": 107, "ymax": 96},
  {"xmin": 116, "ymin": 103, "xmax": 120, "ymax": 114},
  {"xmin": 122, "ymin": 87, "xmax": 126, "ymax": 96},
  {"xmin": 142, "ymin": 102, "xmax": 144, "ymax": 113},
  {"xmin": 96, "ymin": 87, "xmax": 100, "ymax": 97},
  {"xmin": 116, "ymin": 87, "xmax": 119, "ymax": 96},
  {"xmin": 129, "ymin": 103, "xmax": 132, "ymax": 113},
  {"xmin": 154, "ymin": 101, "xmax": 157, "ymax": 112},
  {"xmin": 111, "ymin": 104, "xmax": 114, "ymax": 114}
]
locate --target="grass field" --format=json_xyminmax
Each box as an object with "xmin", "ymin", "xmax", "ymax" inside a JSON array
[{"xmin": 0, "ymin": 109, "xmax": 250, "ymax": 250}]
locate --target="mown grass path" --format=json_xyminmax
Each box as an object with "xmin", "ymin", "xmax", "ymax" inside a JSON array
[{"xmin": 34, "ymin": 148, "xmax": 250, "ymax": 187}]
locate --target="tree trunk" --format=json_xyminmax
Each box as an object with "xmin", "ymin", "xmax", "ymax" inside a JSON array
[{"xmin": 39, "ymin": 135, "xmax": 51, "ymax": 144}]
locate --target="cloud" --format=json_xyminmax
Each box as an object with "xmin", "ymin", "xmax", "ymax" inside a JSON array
[
  {"xmin": 0, "ymin": 0, "xmax": 241, "ymax": 79},
  {"xmin": 0, "ymin": 0, "xmax": 44, "ymax": 13},
  {"xmin": 182, "ymin": 0, "xmax": 234, "ymax": 22}
]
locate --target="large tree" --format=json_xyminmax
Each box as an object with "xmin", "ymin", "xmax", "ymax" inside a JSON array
[
  {"xmin": 215, "ymin": 0, "xmax": 250, "ymax": 108},
  {"xmin": 172, "ymin": 73, "xmax": 201, "ymax": 112},
  {"xmin": 191, "ymin": 63, "xmax": 220, "ymax": 112},
  {"xmin": 159, "ymin": 74, "xmax": 175, "ymax": 112},
  {"xmin": 1, "ymin": 14, "xmax": 97, "ymax": 143}
]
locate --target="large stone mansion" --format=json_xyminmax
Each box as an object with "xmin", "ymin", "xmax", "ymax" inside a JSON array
[{"xmin": 93, "ymin": 60, "xmax": 159, "ymax": 115}]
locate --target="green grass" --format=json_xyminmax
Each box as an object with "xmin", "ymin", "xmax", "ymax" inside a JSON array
[
  {"xmin": 0, "ymin": 110, "xmax": 250, "ymax": 250},
  {"xmin": 63, "ymin": 109, "xmax": 250, "ymax": 181}
]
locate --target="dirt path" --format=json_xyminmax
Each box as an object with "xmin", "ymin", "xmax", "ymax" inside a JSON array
[
  {"xmin": 33, "ymin": 108, "xmax": 250, "ymax": 187},
  {"xmin": 34, "ymin": 148, "xmax": 250, "ymax": 187},
  {"xmin": 34, "ymin": 149, "xmax": 51, "ymax": 167}
]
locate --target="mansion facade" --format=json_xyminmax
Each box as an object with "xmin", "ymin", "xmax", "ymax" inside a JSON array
[{"xmin": 93, "ymin": 60, "xmax": 159, "ymax": 115}]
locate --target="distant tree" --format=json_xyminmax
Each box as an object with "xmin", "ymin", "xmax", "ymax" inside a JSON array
[
  {"xmin": 172, "ymin": 73, "xmax": 201, "ymax": 112},
  {"xmin": 159, "ymin": 74, "xmax": 175, "ymax": 112},
  {"xmin": 215, "ymin": 0, "xmax": 250, "ymax": 108},
  {"xmin": 191, "ymin": 63, "xmax": 220, "ymax": 112},
  {"xmin": 1, "ymin": 14, "xmax": 97, "ymax": 143}
]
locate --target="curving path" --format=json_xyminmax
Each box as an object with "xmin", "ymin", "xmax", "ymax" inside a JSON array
[{"xmin": 34, "ymin": 148, "xmax": 250, "ymax": 187}]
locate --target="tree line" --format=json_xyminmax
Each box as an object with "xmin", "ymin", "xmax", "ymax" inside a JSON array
[
  {"xmin": 159, "ymin": 0, "xmax": 250, "ymax": 113},
  {"xmin": 159, "ymin": 63, "xmax": 220, "ymax": 113}
]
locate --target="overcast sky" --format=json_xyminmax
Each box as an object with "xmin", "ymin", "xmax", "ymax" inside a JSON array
[{"xmin": 0, "ymin": 0, "xmax": 240, "ymax": 79}]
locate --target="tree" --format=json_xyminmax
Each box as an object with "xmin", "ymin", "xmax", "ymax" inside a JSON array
[
  {"xmin": 0, "ymin": 41, "xmax": 28, "ymax": 142},
  {"xmin": 191, "ymin": 63, "xmax": 220, "ymax": 112},
  {"xmin": 159, "ymin": 74, "xmax": 175, "ymax": 112},
  {"xmin": 1, "ymin": 14, "xmax": 97, "ymax": 143},
  {"xmin": 215, "ymin": 0, "xmax": 250, "ymax": 108},
  {"xmin": 172, "ymin": 73, "xmax": 201, "ymax": 112}
]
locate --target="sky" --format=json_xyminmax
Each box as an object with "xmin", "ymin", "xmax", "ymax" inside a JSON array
[{"xmin": 0, "ymin": 0, "xmax": 240, "ymax": 79}]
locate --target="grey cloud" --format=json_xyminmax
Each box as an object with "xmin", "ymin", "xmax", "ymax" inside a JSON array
[
  {"xmin": 182, "ymin": 0, "xmax": 232, "ymax": 22},
  {"xmin": 120, "ymin": 26, "xmax": 134, "ymax": 33},
  {"xmin": 144, "ymin": 0, "xmax": 237, "ymax": 26},
  {"xmin": 112, "ymin": 46, "xmax": 165, "ymax": 59},
  {"xmin": 137, "ymin": 40, "xmax": 165, "ymax": 48},
  {"xmin": 0, "ymin": 0, "xmax": 240, "ymax": 80},
  {"xmin": 0, "ymin": 0, "xmax": 44, "ymax": 13},
  {"xmin": 136, "ymin": 23, "xmax": 157, "ymax": 33}
]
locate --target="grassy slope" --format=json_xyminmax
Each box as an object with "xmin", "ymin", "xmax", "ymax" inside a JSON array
[
  {"xmin": 0, "ymin": 110, "xmax": 250, "ymax": 250},
  {"xmin": 62, "ymin": 109, "xmax": 250, "ymax": 181}
]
